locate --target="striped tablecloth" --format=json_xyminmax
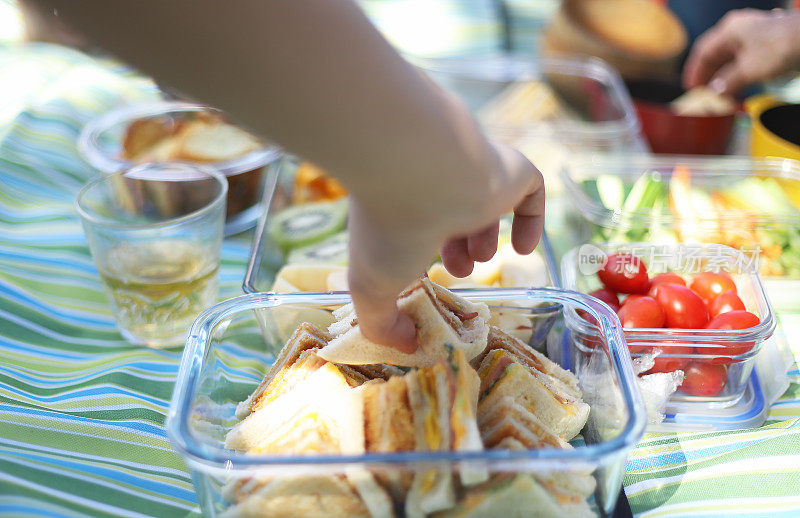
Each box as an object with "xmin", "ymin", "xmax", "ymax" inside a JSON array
[{"xmin": 2, "ymin": 36, "xmax": 800, "ymax": 518}]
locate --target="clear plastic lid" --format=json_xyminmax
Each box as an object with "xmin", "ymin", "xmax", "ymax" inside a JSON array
[
  {"xmin": 562, "ymin": 154, "xmax": 800, "ymax": 230},
  {"xmin": 412, "ymin": 52, "xmax": 641, "ymax": 143}
]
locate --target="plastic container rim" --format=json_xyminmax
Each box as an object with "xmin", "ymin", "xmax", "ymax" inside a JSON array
[
  {"xmin": 78, "ymin": 100, "xmax": 282, "ymax": 176},
  {"xmin": 561, "ymin": 153, "xmax": 800, "ymax": 228},
  {"xmin": 166, "ymin": 288, "xmax": 646, "ymax": 476}
]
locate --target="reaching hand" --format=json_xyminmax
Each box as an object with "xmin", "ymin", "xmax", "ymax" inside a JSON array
[
  {"xmin": 683, "ymin": 8, "xmax": 800, "ymax": 96},
  {"xmin": 347, "ymin": 141, "xmax": 544, "ymax": 352}
]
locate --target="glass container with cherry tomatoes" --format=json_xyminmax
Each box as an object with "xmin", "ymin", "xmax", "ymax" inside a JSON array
[{"xmin": 563, "ymin": 243, "xmax": 776, "ymax": 406}]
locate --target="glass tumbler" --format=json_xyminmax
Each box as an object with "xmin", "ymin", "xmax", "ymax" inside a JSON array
[{"xmin": 76, "ymin": 163, "xmax": 227, "ymax": 348}]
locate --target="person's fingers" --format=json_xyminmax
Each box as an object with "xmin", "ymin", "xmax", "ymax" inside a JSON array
[
  {"xmin": 441, "ymin": 237, "xmax": 473, "ymax": 278},
  {"xmin": 467, "ymin": 223, "xmax": 499, "ymax": 263},
  {"xmin": 682, "ymin": 26, "xmax": 738, "ymax": 90},
  {"xmin": 347, "ymin": 201, "xmax": 430, "ymax": 352},
  {"xmin": 511, "ymin": 171, "xmax": 545, "ymax": 255},
  {"xmin": 707, "ymin": 60, "xmax": 750, "ymax": 97}
]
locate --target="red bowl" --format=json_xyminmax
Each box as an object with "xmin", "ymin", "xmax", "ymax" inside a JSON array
[{"xmin": 627, "ymin": 80, "xmax": 736, "ymax": 155}]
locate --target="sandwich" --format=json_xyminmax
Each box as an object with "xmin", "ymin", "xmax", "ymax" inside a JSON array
[
  {"xmin": 221, "ymin": 475, "xmax": 373, "ymax": 518},
  {"xmin": 319, "ymin": 278, "xmax": 490, "ymax": 367},
  {"xmin": 476, "ymin": 348, "xmax": 589, "ymax": 440},
  {"xmin": 479, "ymin": 396, "xmax": 570, "ymax": 450},
  {"xmin": 225, "ymin": 361, "xmax": 362, "ymax": 454},
  {"xmin": 360, "ymin": 350, "xmax": 486, "ymax": 516},
  {"xmin": 405, "ymin": 363, "xmax": 456, "ymax": 517},
  {"xmin": 430, "ymin": 473, "xmax": 595, "ymax": 518},
  {"xmin": 236, "ymin": 323, "xmax": 402, "ymax": 419},
  {"xmin": 226, "ymin": 360, "xmax": 396, "ymax": 517},
  {"xmin": 491, "ymin": 437, "xmax": 597, "ymax": 516},
  {"xmin": 473, "ymin": 326, "xmax": 582, "ymax": 400}
]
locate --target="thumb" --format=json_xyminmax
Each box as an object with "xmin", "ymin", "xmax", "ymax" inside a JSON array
[
  {"xmin": 346, "ymin": 200, "xmax": 431, "ymax": 353},
  {"xmin": 708, "ymin": 60, "xmax": 751, "ymax": 96}
]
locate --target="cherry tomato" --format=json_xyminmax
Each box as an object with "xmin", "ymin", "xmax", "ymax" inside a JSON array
[
  {"xmin": 644, "ymin": 345, "xmax": 693, "ymax": 373},
  {"xmin": 647, "ymin": 272, "xmax": 686, "ymax": 298},
  {"xmin": 696, "ymin": 310, "xmax": 761, "ymax": 362},
  {"xmin": 598, "ymin": 254, "xmax": 650, "ymax": 294},
  {"xmin": 621, "ymin": 294, "xmax": 645, "ymax": 307},
  {"xmin": 617, "ymin": 296, "xmax": 665, "ymax": 329},
  {"xmin": 654, "ymin": 284, "xmax": 709, "ymax": 329},
  {"xmin": 689, "ymin": 272, "xmax": 736, "ymax": 303},
  {"xmin": 708, "ymin": 290, "xmax": 746, "ymax": 318},
  {"xmin": 588, "ymin": 288, "xmax": 620, "ymax": 312},
  {"xmin": 680, "ymin": 362, "xmax": 727, "ymax": 397}
]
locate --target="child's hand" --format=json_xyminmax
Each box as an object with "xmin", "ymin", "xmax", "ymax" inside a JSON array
[{"xmin": 347, "ymin": 142, "xmax": 544, "ymax": 352}]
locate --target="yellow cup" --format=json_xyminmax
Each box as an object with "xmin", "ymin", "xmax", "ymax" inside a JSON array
[{"xmin": 745, "ymin": 94, "xmax": 800, "ymax": 208}]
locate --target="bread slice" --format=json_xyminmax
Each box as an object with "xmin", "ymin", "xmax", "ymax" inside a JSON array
[
  {"xmin": 477, "ymin": 349, "xmax": 589, "ymax": 440},
  {"xmin": 176, "ymin": 120, "xmax": 261, "ymax": 162},
  {"xmin": 235, "ymin": 323, "xmax": 332, "ymax": 419},
  {"xmin": 319, "ymin": 278, "xmax": 490, "ymax": 367},
  {"xmin": 225, "ymin": 362, "xmax": 355, "ymax": 453},
  {"xmin": 221, "ymin": 475, "xmax": 372, "ymax": 518},
  {"xmin": 430, "ymin": 473, "xmax": 594, "ymax": 518},
  {"xmin": 473, "ymin": 326, "xmax": 582, "ymax": 400},
  {"xmin": 449, "ymin": 350, "xmax": 488, "ymax": 486},
  {"xmin": 405, "ymin": 365, "xmax": 456, "ymax": 516},
  {"xmin": 480, "ymin": 397, "xmax": 569, "ymax": 450},
  {"xmin": 363, "ymin": 377, "xmax": 415, "ymax": 453}
]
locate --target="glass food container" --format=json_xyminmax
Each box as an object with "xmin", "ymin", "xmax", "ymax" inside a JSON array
[
  {"xmin": 167, "ymin": 288, "xmax": 646, "ymax": 517},
  {"xmin": 243, "ymin": 154, "xmax": 562, "ymax": 351},
  {"xmin": 78, "ymin": 101, "xmax": 281, "ymax": 235},
  {"xmin": 562, "ymin": 242, "xmax": 776, "ymax": 407},
  {"xmin": 411, "ymin": 52, "xmax": 647, "ymax": 195},
  {"xmin": 560, "ymin": 154, "xmax": 800, "ymax": 312}
]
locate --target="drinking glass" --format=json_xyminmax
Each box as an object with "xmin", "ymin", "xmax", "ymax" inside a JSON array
[{"xmin": 76, "ymin": 163, "xmax": 228, "ymax": 348}]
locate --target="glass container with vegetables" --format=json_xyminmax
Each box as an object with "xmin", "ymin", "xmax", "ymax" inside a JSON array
[
  {"xmin": 562, "ymin": 242, "xmax": 776, "ymax": 407},
  {"xmin": 561, "ymin": 155, "xmax": 800, "ymax": 311}
]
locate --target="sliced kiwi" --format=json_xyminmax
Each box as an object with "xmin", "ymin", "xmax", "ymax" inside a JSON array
[
  {"xmin": 287, "ymin": 231, "xmax": 349, "ymax": 266},
  {"xmin": 268, "ymin": 199, "xmax": 347, "ymax": 253}
]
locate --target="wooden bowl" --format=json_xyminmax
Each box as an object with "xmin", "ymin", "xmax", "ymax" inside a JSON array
[{"xmin": 544, "ymin": 0, "xmax": 687, "ymax": 81}]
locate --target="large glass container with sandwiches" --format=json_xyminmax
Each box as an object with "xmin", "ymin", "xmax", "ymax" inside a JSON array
[
  {"xmin": 167, "ymin": 284, "xmax": 646, "ymax": 517},
  {"xmin": 560, "ymin": 154, "xmax": 800, "ymax": 313},
  {"xmin": 244, "ymin": 153, "xmax": 562, "ymax": 352}
]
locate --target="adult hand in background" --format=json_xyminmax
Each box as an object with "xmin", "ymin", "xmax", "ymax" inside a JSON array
[{"xmin": 683, "ymin": 8, "xmax": 800, "ymax": 96}]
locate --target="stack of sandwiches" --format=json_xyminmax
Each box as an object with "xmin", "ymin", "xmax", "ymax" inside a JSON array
[{"xmin": 224, "ymin": 279, "xmax": 595, "ymax": 517}]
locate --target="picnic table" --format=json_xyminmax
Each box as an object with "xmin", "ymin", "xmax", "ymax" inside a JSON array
[{"xmin": 1, "ymin": 40, "xmax": 800, "ymax": 518}]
